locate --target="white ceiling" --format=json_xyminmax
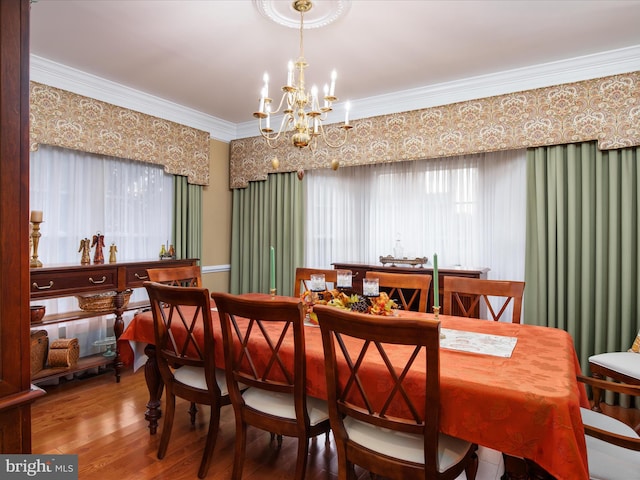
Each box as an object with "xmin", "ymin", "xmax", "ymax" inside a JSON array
[{"xmin": 29, "ymin": 0, "xmax": 640, "ymax": 141}]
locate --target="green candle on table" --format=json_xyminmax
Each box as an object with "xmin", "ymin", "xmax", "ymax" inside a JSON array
[
  {"xmin": 270, "ymin": 246, "xmax": 275, "ymax": 291},
  {"xmin": 433, "ymin": 253, "xmax": 439, "ymax": 308}
]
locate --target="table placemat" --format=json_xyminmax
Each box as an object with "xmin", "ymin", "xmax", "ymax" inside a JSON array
[{"xmin": 440, "ymin": 328, "xmax": 517, "ymax": 357}]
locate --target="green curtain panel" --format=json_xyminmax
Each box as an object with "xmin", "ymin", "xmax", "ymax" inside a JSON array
[
  {"xmin": 230, "ymin": 171, "xmax": 304, "ymax": 296},
  {"xmin": 525, "ymin": 141, "xmax": 640, "ymax": 372},
  {"xmin": 173, "ymin": 175, "xmax": 202, "ymax": 262}
]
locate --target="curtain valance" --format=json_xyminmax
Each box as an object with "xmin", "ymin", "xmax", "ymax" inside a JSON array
[
  {"xmin": 29, "ymin": 82, "xmax": 210, "ymax": 186},
  {"xmin": 229, "ymin": 71, "xmax": 640, "ymax": 188}
]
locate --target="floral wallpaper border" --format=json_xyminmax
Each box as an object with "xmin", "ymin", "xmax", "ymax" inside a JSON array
[
  {"xmin": 29, "ymin": 82, "xmax": 210, "ymax": 186},
  {"xmin": 229, "ymin": 71, "xmax": 640, "ymax": 189}
]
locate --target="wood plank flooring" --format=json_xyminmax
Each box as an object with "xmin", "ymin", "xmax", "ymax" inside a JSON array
[
  {"xmin": 31, "ymin": 368, "xmax": 342, "ymax": 480},
  {"xmin": 30, "ymin": 368, "xmax": 503, "ymax": 480}
]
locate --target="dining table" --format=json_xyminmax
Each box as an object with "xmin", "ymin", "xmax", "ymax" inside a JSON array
[{"xmin": 120, "ymin": 293, "xmax": 589, "ymax": 480}]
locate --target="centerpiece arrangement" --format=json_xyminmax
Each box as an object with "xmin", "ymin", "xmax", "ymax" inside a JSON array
[{"xmin": 300, "ymin": 288, "xmax": 398, "ymax": 325}]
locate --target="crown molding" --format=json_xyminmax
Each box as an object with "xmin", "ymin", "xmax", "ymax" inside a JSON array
[
  {"xmin": 30, "ymin": 55, "xmax": 237, "ymax": 142},
  {"xmin": 236, "ymin": 44, "xmax": 640, "ymax": 139},
  {"xmin": 32, "ymin": 45, "xmax": 640, "ymax": 143}
]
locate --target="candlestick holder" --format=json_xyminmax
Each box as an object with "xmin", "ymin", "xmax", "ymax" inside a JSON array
[
  {"xmin": 30, "ymin": 221, "xmax": 44, "ymax": 268},
  {"xmin": 432, "ymin": 305, "xmax": 440, "ymax": 320}
]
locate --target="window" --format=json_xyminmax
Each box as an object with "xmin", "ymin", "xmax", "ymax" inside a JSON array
[{"xmin": 30, "ymin": 145, "xmax": 173, "ymax": 356}]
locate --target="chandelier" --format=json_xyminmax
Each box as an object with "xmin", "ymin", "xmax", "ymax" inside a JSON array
[{"xmin": 253, "ymin": 0, "xmax": 352, "ymax": 152}]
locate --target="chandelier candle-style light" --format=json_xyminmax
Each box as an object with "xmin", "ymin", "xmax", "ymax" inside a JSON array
[{"xmin": 254, "ymin": 0, "xmax": 352, "ymax": 151}]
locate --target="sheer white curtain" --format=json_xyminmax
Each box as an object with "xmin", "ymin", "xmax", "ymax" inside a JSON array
[
  {"xmin": 305, "ymin": 149, "xmax": 527, "ymax": 319},
  {"xmin": 30, "ymin": 145, "xmax": 173, "ymax": 356}
]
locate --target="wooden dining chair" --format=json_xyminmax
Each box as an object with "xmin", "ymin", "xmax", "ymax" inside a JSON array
[
  {"xmin": 442, "ymin": 277, "xmax": 525, "ymax": 323},
  {"xmin": 210, "ymin": 292, "xmax": 331, "ymax": 480},
  {"xmin": 577, "ymin": 374, "xmax": 640, "ymax": 479},
  {"xmin": 365, "ymin": 271, "xmax": 431, "ymax": 312},
  {"xmin": 314, "ymin": 304, "xmax": 478, "ymax": 480},
  {"xmin": 144, "ymin": 281, "xmax": 232, "ymax": 479},
  {"xmin": 147, "ymin": 264, "xmax": 202, "ymax": 287},
  {"xmin": 293, "ymin": 267, "xmax": 338, "ymax": 295},
  {"xmin": 589, "ymin": 330, "xmax": 640, "ymax": 395},
  {"xmin": 147, "ymin": 264, "xmax": 203, "ymax": 423}
]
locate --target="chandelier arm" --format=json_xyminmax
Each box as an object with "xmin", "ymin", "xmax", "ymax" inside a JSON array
[
  {"xmin": 317, "ymin": 122, "xmax": 350, "ymax": 149},
  {"xmin": 260, "ymin": 114, "xmax": 295, "ymax": 149}
]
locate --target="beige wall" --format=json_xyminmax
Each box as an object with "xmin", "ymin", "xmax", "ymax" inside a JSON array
[{"xmin": 201, "ymin": 138, "xmax": 232, "ymax": 293}]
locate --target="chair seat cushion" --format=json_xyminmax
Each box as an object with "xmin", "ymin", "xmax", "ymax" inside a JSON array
[
  {"xmin": 242, "ymin": 388, "xmax": 329, "ymax": 426},
  {"xmin": 173, "ymin": 366, "xmax": 230, "ymax": 395},
  {"xmin": 588, "ymin": 352, "xmax": 640, "ymax": 381},
  {"xmin": 580, "ymin": 407, "xmax": 640, "ymax": 480},
  {"xmin": 343, "ymin": 417, "xmax": 472, "ymax": 473}
]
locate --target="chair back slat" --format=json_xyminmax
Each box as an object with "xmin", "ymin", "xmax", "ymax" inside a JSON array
[
  {"xmin": 443, "ymin": 277, "xmax": 525, "ymax": 323},
  {"xmin": 365, "ymin": 271, "xmax": 431, "ymax": 312}
]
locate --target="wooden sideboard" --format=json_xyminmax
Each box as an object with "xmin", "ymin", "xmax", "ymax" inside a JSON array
[
  {"xmin": 332, "ymin": 262, "xmax": 489, "ymax": 317},
  {"xmin": 30, "ymin": 258, "xmax": 198, "ymax": 384}
]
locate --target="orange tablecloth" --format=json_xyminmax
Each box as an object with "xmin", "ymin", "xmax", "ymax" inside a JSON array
[{"xmin": 121, "ymin": 294, "xmax": 589, "ymax": 480}]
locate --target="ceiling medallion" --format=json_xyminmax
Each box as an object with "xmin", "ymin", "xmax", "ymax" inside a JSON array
[{"xmin": 253, "ymin": 0, "xmax": 351, "ymax": 29}]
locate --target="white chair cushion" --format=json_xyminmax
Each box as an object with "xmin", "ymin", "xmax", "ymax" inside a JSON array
[
  {"xmin": 242, "ymin": 388, "xmax": 329, "ymax": 426},
  {"xmin": 588, "ymin": 352, "xmax": 640, "ymax": 380},
  {"xmin": 173, "ymin": 366, "xmax": 230, "ymax": 395},
  {"xmin": 343, "ymin": 417, "xmax": 472, "ymax": 473},
  {"xmin": 580, "ymin": 407, "xmax": 640, "ymax": 480}
]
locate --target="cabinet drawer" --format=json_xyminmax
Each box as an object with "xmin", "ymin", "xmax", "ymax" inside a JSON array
[
  {"xmin": 31, "ymin": 268, "xmax": 118, "ymax": 299},
  {"xmin": 125, "ymin": 265, "xmax": 153, "ymax": 287}
]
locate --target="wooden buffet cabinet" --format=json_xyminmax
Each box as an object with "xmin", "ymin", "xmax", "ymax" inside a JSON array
[
  {"xmin": 332, "ymin": 262, "xmax": 489, "ymax": 317},
  {"xmin": 30, "ymin": 258, "xmax": 198, "ymax": 384}
]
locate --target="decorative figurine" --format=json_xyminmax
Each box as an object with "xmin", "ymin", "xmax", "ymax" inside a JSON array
[
  {"xmin": 78, "ymin": 238, "xmax": 91, "ymax": 265},
  {"xmin": 91, "ymin": 231, "xmax": 105, "ymax": 264},
  {"xmin": 109, "ymin": 243, "xmax": 118, "ymax": 263}
]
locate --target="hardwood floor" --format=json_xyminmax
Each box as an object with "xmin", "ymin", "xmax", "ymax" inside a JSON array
[{"xmin": 31, "ymin": 368, "xmax": 506, "ymax": 480}]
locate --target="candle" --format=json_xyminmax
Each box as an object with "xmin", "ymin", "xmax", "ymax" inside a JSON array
[
  {"xmin": 323, "ymin": 84, "xmax": 329, "ymax": 108},
  {"xmin": 287, "ymin": 60, "xmax": 294, "ymax": 87},
  {"xmin": 30, "ymin": 210, "xmax": 43, "ymax": 223},
  {"xmin": 263, "ymin": 73, "xmax": 269, "ymax": 99},
  {"xmin": 329, "ymin": 70, "xmax": 336, "ymax": 96},
  {"xmin": 363, "ymin": 278, "xmax": 379, "ymax": 297},
  {"xmin": 433, "ymin": 253, "xmax": 439, "ymax": 308},
  {"xmin": 345, "ymin": 101, "xmax": 351, "ymax": 126},
  {"xmin": 311, "ymin": 85, "xmax": 318, "ymax": 109},
  {"xmin": 270, "ymin": 246, "xmax": 275, "ymax": 291}
]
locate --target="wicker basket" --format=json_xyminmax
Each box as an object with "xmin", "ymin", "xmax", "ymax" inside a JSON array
[
  {"xmin": 30, "ymin": 330, "xmax": 49, "ymax": 376},
  {"xmin": 48, "ymin": 338, "xmax": 80, "ymax": 367},
  {"xmin": 76, "ymin": 289, "xmax": 132, "ymax": 312}
]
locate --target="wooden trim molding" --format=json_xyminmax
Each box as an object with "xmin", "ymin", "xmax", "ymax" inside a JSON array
[
  {"xmin": 229, "ymin": 71, "xmax": 640, "ymax": 188},
  {"xmin": 29, "ymin": 82, "xmax": 211, "ymax": 185}
]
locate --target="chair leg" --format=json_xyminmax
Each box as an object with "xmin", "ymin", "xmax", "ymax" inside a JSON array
[
  {"xmin": 158, "ymin": 392, "xmax": 176, "ymax": 459},
  {"xmin": 189, "ymin": 401, "xmax": 198, "ymax": 425},
  {"xmin": 231, "ymin": 421, "xmax": 247, "ymax": 480},
  {"xmin": 294, "ymin": 437, "xmax": 309, "ymax": 480},
  {"xmin": 197, "ymin": 404, "xmax": 221, "ymax": 479},
  {"xmin": 465, "ymin": 446, "xmax": 479, "ymax": 480}
]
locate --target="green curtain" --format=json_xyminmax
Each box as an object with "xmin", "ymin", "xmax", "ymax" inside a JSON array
[
  {"xmin": 525, "ymin": 141, "xmax": 640, "ymax": 372},
  {"xmin": 173, "ymin": 175, "xmax": 202, "ymax": 262},
  {"xmin": 230, "ymin": 171, "xmax": 304, "ymax": 296}
]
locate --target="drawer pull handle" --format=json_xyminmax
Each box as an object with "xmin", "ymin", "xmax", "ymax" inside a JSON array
[
  {"xmin": 89, "ymin": 276, "xmax": 107, "ymax": 284},
  {"xmin": 135, "ymin": 273, "xmax": 149, "ymax": 280},
  {"xmin": 32, "ymin": 281, "xmax": 54, "ymax": 290}
]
